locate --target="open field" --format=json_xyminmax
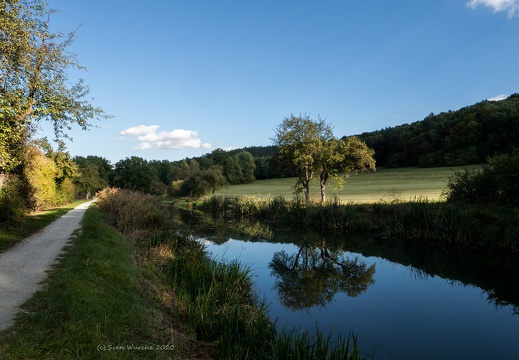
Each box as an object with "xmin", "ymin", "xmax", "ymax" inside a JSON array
[{"xmin": 214, "ymin": 166, "xmax": 482, "ymax": 203}]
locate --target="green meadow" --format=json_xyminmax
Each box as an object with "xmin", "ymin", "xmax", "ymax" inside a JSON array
[{"xmin": 215, "ymin": 166, "xmax": 481, "ymax": 203}]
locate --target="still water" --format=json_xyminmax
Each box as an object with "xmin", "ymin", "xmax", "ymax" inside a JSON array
[{"xmin": 182, "ymin": 215, "xmax": 519, "ymax": 360}]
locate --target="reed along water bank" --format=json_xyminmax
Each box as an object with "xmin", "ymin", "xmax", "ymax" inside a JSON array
[{"xmin": 198, "ymin": 195, "xmax": 519, "ymax": 253}]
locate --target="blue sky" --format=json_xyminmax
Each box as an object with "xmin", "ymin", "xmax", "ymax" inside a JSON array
[{"xmin": 40, "ymin": 0, "xmax": 519, "ymax": 163}]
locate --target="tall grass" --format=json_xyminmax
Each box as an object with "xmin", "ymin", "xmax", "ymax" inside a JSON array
[
  {"xmin": 96, "ymin": 188, "xmax": 370, "ymax": 359},
  {"xmin": 96, "ymin": 188, "xmax": 166, "ymax": 238},
  {"xmin": 200, "ymin": 195, "xmax": 519, "ymax": 252}
]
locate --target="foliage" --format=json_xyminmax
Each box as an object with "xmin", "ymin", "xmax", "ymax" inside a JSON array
[
  {"xmin": 23, "ymin": 145, "xmax": 58, "ymax": 209},
  {"xmin": 443, "ymin": 151, "xmax": 519, "ymax": 206},
  {"xmin": 208, "ymin": 148, "xmax": 257, "ymax": 185},
  {"xmin": 358, "ymin": 95, "xmax": 519, "ymax": 167},
  {"xmin": 96, "ymin": 188, "xmax": 166, "ymax": 238},
  {"xmin": 0, "ymin": 0, "xmax": 108, "ymax": 173},
  {"xmin": 270, "ymin": 245, "xmax": 376, "ymax": 310},
  {"xmin": 273, "ymin": 114, "xmax": 335, "ymax": 201},
  {"xmin": 180, "ymin": 165, "xmax": 228, "ymax": 198},
  {"xmin": 0, "ymin": 173, "xmax": 28, "ymax": 228},
  {"xmin": 317, "ymin": 136, "xmax": 376, "ymax": 202},
  {"xmin": 73, "ymin": 155, "xmax": 112, "ymax": 199},
  {"xmin": 1, "ymin": 143, "xmax": 78, "ymax": 211},
  {"xmin": 273, "ymin": 115, "xmax": 375, "ymax": 202},
  {"xmin": 113, "ymin": 156, "xmax": 165, "ymax": 195},
  {"xmin": 200, "ymin": 195, "xmax": 519, "ymax": 252}
]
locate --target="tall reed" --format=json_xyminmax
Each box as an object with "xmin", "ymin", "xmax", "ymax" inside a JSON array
[
  {"xmin": 96, "ymin": 187, "xmax": 166, "ymax": 238},
  {"xmin": 200, "ymin": 195, "xmax": 519, "ymax": 252},
  {"xmin": 97, "ymin": 190, "xmax": 371, "ymax": 359}
]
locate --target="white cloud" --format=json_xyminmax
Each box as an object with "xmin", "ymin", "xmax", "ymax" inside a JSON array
[
  {"xmin": 119, "ymin": 125, "xmax": 160, "ymax": 137},
  {"xmin": 222, "ymin": 146, "xmax": 239, "ymax": 152},
  {"xmin": 120, "ymin": 125, "xmax": 212, "ymax": 150},
  {"xmin": 488, "ymin": 94, "xmax": 510, "ymax": 101},
  {"xmin": 467, "ymin": 0, "xmax": 519, "ymax": 17}
]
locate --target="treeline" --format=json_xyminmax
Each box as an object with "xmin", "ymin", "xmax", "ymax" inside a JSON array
[
  {"xmin": 356, "ymin": 94, "xmax": 519, "ymax": 167},
  {"xmin": 0, "ymin": 141, "xmax": 280, "ymax": 227},
  {"xmin": 110, "ymin": 148, "xmax": 258, "ymax": 197}
]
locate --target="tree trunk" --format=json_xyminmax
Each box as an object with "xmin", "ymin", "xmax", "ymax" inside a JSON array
[{"xmin": 320, "ymin": 171, "xmax": 328, "ymax": 203}]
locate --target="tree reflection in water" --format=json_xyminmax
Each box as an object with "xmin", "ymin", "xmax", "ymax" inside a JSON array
[{"xmin": 269, "ymin": 241, "xmax": 376, "ymax": 311}]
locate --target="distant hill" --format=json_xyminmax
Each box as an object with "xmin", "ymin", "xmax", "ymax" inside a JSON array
[
  {"xmin": 228, "ymin": 94, "xmax": 519, "ymax": 169},
  {"xmin": 354, "ymin": 94, "xmax": 519, "ymax": 167}
]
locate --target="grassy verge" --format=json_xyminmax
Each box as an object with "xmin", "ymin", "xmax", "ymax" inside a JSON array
[
  {"xmin": 95, "ymin": 188, "xmax": 369, "ymax": 359},
  {"xmin": 0, "ymin": 205, "xmax": 178, "ymax": 359},
  {"xmin": 0, "ymin": 188, "xmax": 371, "ymax": 359},
  {"xmin": 0, "ymin": 200, "xmax": 88, "ymax": 253}
]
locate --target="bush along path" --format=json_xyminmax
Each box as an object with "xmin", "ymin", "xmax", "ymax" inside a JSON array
[{"xmin": 0, "ymin": 200, "xmax": 95, "ymax": 330}]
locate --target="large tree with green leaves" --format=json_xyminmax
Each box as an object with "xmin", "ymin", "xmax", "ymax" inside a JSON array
[
  {"xmin": 273, "ymin": 114, "xmax": 334, "ymax": 201},
  {"xmin": 1, "ymin": 0, "xmax": 108, "ymax": 174},
  {"xmin": 273, "ymin": 114, "xmax": 375, "ymax": 202},
  {"xmin": 317, "ymin": 136, "xmax": 375, "ymax": 202}
]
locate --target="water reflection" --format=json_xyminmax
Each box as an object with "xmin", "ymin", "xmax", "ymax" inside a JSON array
[
  {"xmin": 176, "ymin": 209, "xmax": 519, "ymax": 314},
  {"xmin": 176, "ymin": 209, "xmax": 519, "ymax": 359},
  {"xmin": 269, "ymin": 242, "xmax": 376, "ymax": 310}
]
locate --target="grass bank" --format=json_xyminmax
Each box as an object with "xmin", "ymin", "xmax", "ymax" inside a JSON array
[
  {"xmin": 0, "ymin": 205, "xmax": 178, "ymax": 359},
  {"xmin": 0, "ymin": 200, "xmax": 88, "ymax": 253},
  {"xmin": 0, "ymin": 189, "xmax": 371, "ymax": 359}
]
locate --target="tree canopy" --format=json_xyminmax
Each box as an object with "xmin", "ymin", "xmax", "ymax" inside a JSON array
[
  {"xmin": 357, "ymin": 94, "xmax": 519, "ymax": 168},
  {"xmin": 1, "ymin": 0, "xmax": 108, "ymax": 173},
  {"xmin": 273, "ymin": 114, "xmax": 375, "ymax": 202}
]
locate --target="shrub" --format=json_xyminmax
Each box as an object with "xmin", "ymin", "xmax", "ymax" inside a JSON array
[
  {"xmin": 0, "ymin": 175, "xmax": 28, "ymax": 228},
  {"xmin": 443, "ymin": 151, "xmax": 519, "ymax": 206},
  {"xmin": 96, "ymin": 188, "xmax": 167, "ymax": 238}
]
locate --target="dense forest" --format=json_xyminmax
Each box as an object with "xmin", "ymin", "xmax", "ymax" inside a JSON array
[{"xmin": 355, "ymin": 94, "xmax": 519, "ymax": 167}]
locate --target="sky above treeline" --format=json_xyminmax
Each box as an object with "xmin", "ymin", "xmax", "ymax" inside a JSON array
[{"xmin": 39, "ymin": 0, "xmax": 519, "ymax": 163}]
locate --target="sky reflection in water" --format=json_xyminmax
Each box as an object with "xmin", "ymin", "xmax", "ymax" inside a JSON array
[{"xmin": 202, "ymin": 237, "xmax": 519, "ymax": 360}]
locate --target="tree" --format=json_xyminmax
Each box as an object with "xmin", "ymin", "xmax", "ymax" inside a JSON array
[
  {"xmin": 317, "ymin": 136, "xmax": 375, "ymax": 202},
  {"xmin": 273, "ymin": 115, "xmax": 375, "ymax": 202},
  {"xmin": 23, "ymin": 144, "xmax": 57, "ymax": 209},
  {"xmin": 181, "ymin": 166, "xmax": 228, "ymax": 198},
  {"xmin": 1, "ymin": 0, "xmax": 108, "ymax": 174},
  {"xmin": 272, "ymin": 114, "xmax": 334, "ymax": 201},
  {"xmin": 235, "ymin": 150, "xmax": 256, "ymax": 183},
  {"xmin": 113, "ymin": 157, "xmax": 159, "ymax": 194},
  {"xmin": 38, "ymin": 138, "xmax": 78, "ymax": 185},
  {"xmin": 74, "ymin": 155, "xmax": 112, "ymax": 199}
]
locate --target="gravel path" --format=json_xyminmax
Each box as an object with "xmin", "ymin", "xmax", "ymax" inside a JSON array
[{"xmin": 0, "ymin": 200, "xmax": 94, "ymax": 330}]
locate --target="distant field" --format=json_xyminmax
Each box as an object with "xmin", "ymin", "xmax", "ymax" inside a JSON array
[{"xmin": 214, "ymin": 165, "xmax": 482, "ymax": 203}]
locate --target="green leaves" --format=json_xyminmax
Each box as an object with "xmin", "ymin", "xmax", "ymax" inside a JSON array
[
  {"xmin": 1, "ymin": 0, "xmax": 108, "ymax": 173},
  {"xmin": 273, "ymin": 115, "xmax": 376, "ymax": 202}
]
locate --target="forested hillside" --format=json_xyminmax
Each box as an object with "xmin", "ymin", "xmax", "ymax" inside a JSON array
[{"xmin": 355, "ymin": 94, "xmax": 519, "ymax": 167}]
